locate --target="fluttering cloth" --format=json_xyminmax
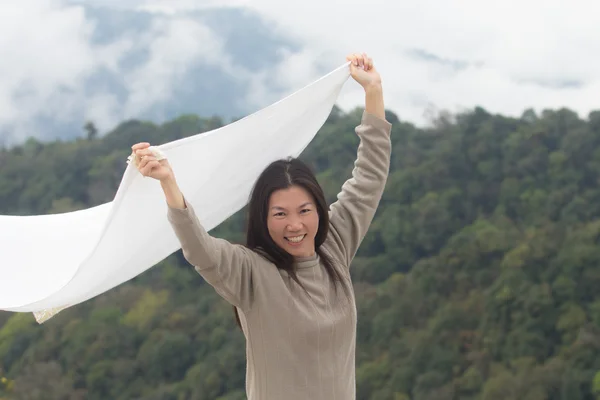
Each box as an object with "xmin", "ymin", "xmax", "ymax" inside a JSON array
[{"xmin": 0, "ymin": 63, "xmax": 351, "ymax": 323}]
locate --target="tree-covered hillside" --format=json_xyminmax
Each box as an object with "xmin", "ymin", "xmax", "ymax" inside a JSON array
[{"xmin": 2, "ymin": 105, "xmax": 600, "ymax": 399}]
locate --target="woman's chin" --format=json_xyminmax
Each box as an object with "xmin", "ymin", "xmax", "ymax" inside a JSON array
[{"xmin": 282, "ymin": 241, "xmax": 314, "ymax": 258}]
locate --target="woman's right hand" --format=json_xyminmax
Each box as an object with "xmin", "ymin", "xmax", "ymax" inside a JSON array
[{"xmin": 131, "ymin": 142, "xmax": 174, "ymax": 182}]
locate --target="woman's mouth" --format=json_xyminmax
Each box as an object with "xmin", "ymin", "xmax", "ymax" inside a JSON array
[{"xmin": 285, "ymin": 234, "xmax": 306, "ymax": 245}]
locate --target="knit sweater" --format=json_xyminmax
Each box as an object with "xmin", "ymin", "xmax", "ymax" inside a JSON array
[{"xmin": 167, "ymin": 111, "xmax": 392, "ymax": 399}]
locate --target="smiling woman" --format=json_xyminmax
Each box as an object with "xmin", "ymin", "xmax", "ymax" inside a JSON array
[
  {"xmin": 241, "ymin": 157, "xmax": 348, "ymax": 333},
  {"xmin": 130, "ymin": 52, "xmax": 392, "ymax": 400},
  {"xmin": 267, "ymin": 183, "xmax": 319, "ymax": 258},
  {"xmin": 255, "ymin": 161, "xmax": 323, "ymax": 260}
]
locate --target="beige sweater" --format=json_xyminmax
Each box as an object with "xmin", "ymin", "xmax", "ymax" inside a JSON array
[{"xmin": 167, "ymin": 111, "xmax": 392, "ymax": 400}]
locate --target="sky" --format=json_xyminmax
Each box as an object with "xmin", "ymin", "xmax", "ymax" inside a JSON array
[{"xmin": 1, "ymin": 0, "xmax": 599, "ymax": 144}]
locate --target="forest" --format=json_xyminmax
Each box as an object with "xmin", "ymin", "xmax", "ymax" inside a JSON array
[{"xmin": 2, "ymin": 103, "xmax": 600, "ymax": 399}]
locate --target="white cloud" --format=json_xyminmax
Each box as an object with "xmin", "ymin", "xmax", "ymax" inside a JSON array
[
  {"xmin": 2, "ymin": 0, "xmax": 600, "ymax": 145},
  {"xmin": 0, "ymin": 1, "xmax": 233, "ymax": 143},
  {"xmin": 82, "ymin": 93, "xmax": 121, "ymax": 130},
  {"xmin": 240, "ymin": 0, "xmax": 600, "ymax": 123},
  {"xmin": 135, "ymin": 0, "xmax": 251, "ymax": 14},
  {"xmin": 0, "ymin": 0, "xmax": 148, "ymax": 141},
  {"xmin": 120, "ymin": 17, "xmax": 226, "ymax": 119},
  {"xmin": 238, "ymin": 47, "xmax": 331, "ymax": 111},
  {"xmin": 71, "ymin": 0, "xmax": 250, "ymax": 14},
  {"xmin": 0, "ymin": 1, "xmax": 95, "ymax": 130}
]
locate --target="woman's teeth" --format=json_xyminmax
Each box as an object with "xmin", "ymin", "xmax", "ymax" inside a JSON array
[{"xmin": 286, "ymin": 235, "xmax": 305, "ymax": 243}]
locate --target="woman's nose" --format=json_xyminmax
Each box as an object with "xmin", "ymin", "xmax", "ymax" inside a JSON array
[{"xmin": 287, "ymin": 217, "xmax": 303, "ymax": 231}]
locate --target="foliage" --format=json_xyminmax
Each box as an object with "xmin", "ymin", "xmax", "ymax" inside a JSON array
[{"xmin": 2, "ymin": 105, "xmax": 600, "ymax": 398}]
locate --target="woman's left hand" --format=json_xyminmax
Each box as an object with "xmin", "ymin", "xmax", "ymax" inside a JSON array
[{"xmin": 347, "ymin": 53, "xmax": 381, "ymax": 90}]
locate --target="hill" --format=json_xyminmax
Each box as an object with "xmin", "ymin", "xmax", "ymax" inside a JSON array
[{"xmin": 2, "ymin": 105, "xmax": 600, "ymax": 399}]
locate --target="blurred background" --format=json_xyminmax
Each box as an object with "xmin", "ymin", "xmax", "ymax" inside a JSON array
[{"xmin": 1, "ymin": 1, "xmax": 600, "ymax": 399}]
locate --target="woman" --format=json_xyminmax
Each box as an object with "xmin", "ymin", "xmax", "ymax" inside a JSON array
[{"xmin": 131, "ymin": 52, "xmax": 391, "ymax": 400}]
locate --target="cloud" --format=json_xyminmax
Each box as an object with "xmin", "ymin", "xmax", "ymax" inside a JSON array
[
  {"xmin": 0, "ymin": 1, "xmax": 240, "ymax": 143},
  {"xmin": 238, "ymin": 47, "xmax": 332, "ymax": 112},
  {"xmin": 71, "ymin": 0, "xmax": 250, "ymax": 13},
  {"xmin": 135, "ymin": 0, "xmax": 251, "ymax": 14},
  {"xmin": 0, "ymin": 1, "xmax": 96, "ymax": 135},
  {"xmin": 120, "ymin": 17, "xmax": 226, "ymax": 119},
  {"xmin": 239, "ymin": 0, "xmax": 600, "ymax": 123},
  {"xmin": 2, "ymin": 0, "xmax": 600, "ymax": 145},
  {"xmin": 406, "ymin": 49, "xmax": 477, "ymax": 72},
  {"xmin": 0, "ymin": 1, "xmax": 154, "ymax": 142}
]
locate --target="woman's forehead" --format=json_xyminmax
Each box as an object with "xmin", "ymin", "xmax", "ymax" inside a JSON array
[{"xmin": 268, "ymin": 186, "xmax": 314, "ymax": 207}]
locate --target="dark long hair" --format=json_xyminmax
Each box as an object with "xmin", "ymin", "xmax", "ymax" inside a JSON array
[{"xmin": 233, "ymin": 157, "xmax": 349, "ymax": 328}]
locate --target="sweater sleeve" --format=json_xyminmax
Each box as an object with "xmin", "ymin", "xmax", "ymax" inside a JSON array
[
  {"xmin": 327, "ymin": 111, "xmax": 392, "ymax": 267},
  {"xmin": 167, "ymin": 199, "xmax": 255, "ymax": 312}
]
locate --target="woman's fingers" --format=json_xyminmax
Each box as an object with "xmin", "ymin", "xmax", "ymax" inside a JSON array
[
  {"xmin": 140, "ymin": 159, "xmax": 160, "ymax": 177},
  {"xmin": 135, "ymin": 148, "xmax": 155, "ymax": 157},
  {"xmin": 131, "ymin": 142, "xmax": 150, "ymax": 152},
  {"xmin": 363, "ymin": 53, "xmax": 373, "ymax": 71},
  {"xmin": 138, "ymin": 154, "xmax": 158, "ymax": 170},
  {"xmin": 128, "ymin": 143, "xmax": 169, "ymax": 179},
  {"xmin": 346, "ymin": 52, "xmax": 372, "ymax": 69}
]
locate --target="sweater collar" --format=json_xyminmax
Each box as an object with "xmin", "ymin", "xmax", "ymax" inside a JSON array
[{"xmin": 294, "ymin": 253, "xmax": 319, "ymax": 269}]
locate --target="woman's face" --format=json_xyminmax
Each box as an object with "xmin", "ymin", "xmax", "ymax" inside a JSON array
[{"xmin": 267, "ymin": 185, "xmax": 319, "ymax": 258}]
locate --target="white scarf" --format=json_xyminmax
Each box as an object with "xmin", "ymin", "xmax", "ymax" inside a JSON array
[{"xmin": 0, "ymin": 63, "xmax": 351, "ymax": 323}]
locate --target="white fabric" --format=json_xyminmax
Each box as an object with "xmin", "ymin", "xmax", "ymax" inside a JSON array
[{"xmin": 0, "ymin": 63, "xmax": 351, "ymax": 322}]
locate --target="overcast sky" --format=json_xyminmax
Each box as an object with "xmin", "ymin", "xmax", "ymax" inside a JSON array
[{"xmin": 1, "ymin": 0, "xmax": 599, "ymax": 144}]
